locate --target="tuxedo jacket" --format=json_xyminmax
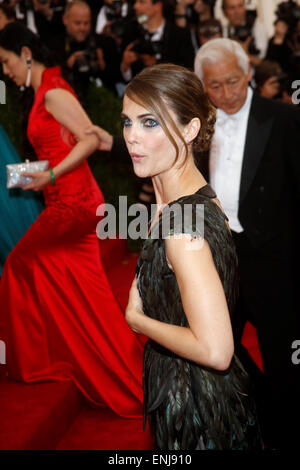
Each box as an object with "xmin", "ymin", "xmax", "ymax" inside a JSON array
[{"xmin": 199, "ymin": 93, "xmax": 300, "ymax": 258}]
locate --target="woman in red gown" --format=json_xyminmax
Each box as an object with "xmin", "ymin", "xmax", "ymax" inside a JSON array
[{"xmin": 0, "ymin": 23, "xmax": 144, "ymax": 418}]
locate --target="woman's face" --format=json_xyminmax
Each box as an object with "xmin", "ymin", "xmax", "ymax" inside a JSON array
[
  {"xmin": 0, "ymin": 47, "xmax": 27, "ymax": 86},
  {"xmin": 275, "ymin": 20, "xmax": 288, "ymax": 37},
  {"xmin": 260, "ymin": 76, "xmax": 281, "ymax": 99},
  {"xmin": 122, "ymin": 94, "xmax": 185, "ymax": 179}
]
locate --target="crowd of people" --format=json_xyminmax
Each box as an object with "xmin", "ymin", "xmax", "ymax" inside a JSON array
[
  {"xmin": 0, "ymin": 0, "xmax": 300, "ymax": 452},
  {"xmin": 1, "ymin": 0, "xmax": 300, "ymax": 103}
]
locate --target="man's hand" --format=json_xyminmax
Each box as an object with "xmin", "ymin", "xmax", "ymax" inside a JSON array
[
  {"xmin": 140, "ymin": 53, "xmax": 157, "ymax": 67},
  {"xmin": 67, "ymin": 51, "xmax": 85, "ymax": 69},
  {"xmin": 121, "ymin": 43, "xmax": 138, "ymax": 73}
]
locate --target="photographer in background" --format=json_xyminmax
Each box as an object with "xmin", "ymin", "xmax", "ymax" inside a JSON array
[
  {"xmin": 55, "ymin": 0, "xmax": 122, "ymax": 104},
  {"xmin": 174, "ymin": 0, "xmax": 217, "ymax": 51},
  {"xmin": 1, "ymin": 0, "xmax": 65, "ymax": 42},
  {"xmin": 95, "ymin": 0, "xmax": 131, "ymax": 35},
  {"xmin": 197, "ymin": 17, "xmax": 222, "ymax": 46},
  {"xmin": 174, "ymin": 0, "xmax": 215, "ymax": 28},
  {"xmin": 120, "ymin": 0, "xmax": 195, "ymax": 82},
  {"xmin": 222, "ymin": 0, "xmax": 268, "ymax": 66},
  {"xmin": 31, "ymin": 0, "xmax": 65, "ymax": 50}
]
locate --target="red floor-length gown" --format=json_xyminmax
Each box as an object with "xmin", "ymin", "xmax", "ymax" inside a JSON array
[{"xmin": 0, "ymin": 67, "xmax": 144, "ymax": 417}]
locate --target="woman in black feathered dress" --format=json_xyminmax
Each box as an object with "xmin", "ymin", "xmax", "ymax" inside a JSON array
[{"xmin": 123, "ymin": 63, "xmax": 263, "ymax": 450}]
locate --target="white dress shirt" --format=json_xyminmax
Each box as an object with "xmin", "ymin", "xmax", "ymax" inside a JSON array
[{"xmin": 209, "ymin": 87, "xmax": 253, "ymax": 233}]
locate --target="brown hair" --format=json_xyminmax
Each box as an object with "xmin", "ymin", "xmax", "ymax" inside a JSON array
[
  {"xmin": 0, "ymin": 4, "xmax": 16, "ymax": 21},
  {"xmin": 125, "ymin": 63, "xmax": 216, "ymax": 166}
]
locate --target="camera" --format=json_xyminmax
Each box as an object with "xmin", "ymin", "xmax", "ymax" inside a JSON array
[
  {"xmin": 232, "ymin": 10, "xmax": 260, "ymax": 56},
  {"xmin": 132, "ymin": 38, "xmax": 163, "ymax": 56},
  {"xmin": 106, "ymin": 0, "xmax": 123, "ymax": 21},
  {"xmin": 76, "ymin": 51, "xmax": 98, "ymax": 74},
  {"xmin": 104, "ymin": 0, "xmax": 130, "ymax": 38},
  {"xmin": 74, "ymin": 38, "xmax": 99, "ymax": 75}
]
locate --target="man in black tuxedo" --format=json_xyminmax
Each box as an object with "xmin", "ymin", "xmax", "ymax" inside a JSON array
[{"xmin": 194, "ymin": 37, "xmax": 300, "ymax": 449}]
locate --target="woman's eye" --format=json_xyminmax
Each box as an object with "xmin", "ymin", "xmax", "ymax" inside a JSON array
[
  {"xmin": 121, "ymin": 117, "xmax": 131, "ymax": 127},
  {"xmin": 143, "ymin": 118, "xmax": 159, "ymax": 128}
]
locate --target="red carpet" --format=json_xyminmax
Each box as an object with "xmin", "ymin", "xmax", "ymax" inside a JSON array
[
  {"xmin": 56, "ymin": 407, "xmax": 153, "ymax": 450},
  {"xmin": 0, "ymin": 379, "xmax": 82, "ymax": 450},
  {"xmin": 0, "ymin": 238, "xmax": 263, "ymax": 450}
]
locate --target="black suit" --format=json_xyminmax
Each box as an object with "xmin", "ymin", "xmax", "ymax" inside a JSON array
[
  {"xmin": 200, "ymin": 92, "xmax": 300, "ymax": 448},
  {"xmin": 120, "ymin": 19, "xmax": 195, "ymax": 78}
]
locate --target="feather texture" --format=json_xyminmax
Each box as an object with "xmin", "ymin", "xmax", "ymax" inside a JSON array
[{"xmin": 137, "ymin": 185, "xmax": 263, "ymax": 450}]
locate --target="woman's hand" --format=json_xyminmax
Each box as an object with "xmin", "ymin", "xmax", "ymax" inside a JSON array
[
  {"xmin": 85, "ymin": 125, "xmax": 113, "ymax": 152},
  {"xmin": 22, "ymin": 170, "xmax": 51, "ymax": 191},
  {"xmin": 125, "ymin": 277, "xmax": 145, "ymax": 333}
]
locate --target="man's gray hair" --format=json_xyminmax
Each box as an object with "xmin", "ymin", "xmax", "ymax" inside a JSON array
[{"xmin": 194, "ymin": 38, "xmax": 250, "ymax": 81}]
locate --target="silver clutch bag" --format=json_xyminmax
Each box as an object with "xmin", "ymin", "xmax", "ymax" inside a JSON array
[{"xmin": 6, "ymin": 159, "xmax": 49, "ymax": 189}]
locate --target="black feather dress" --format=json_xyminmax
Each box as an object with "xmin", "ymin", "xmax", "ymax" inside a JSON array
[{"xmin": 136, "ymin": 184, "xmax": 263, "ymax": 450}]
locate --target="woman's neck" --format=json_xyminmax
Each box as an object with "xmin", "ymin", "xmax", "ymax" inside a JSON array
[
  {"xmin": 31, "ymin": 63, "xmax": 47, "ymax": 93},
  {"xmin": 151, "ymin": 157, "xmax": 207, "ymax": 209}
]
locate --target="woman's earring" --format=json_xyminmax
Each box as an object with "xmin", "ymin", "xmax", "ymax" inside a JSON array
[{"xmin": 25, "ymin": 58, "xmax": 31, "ymax": 88}]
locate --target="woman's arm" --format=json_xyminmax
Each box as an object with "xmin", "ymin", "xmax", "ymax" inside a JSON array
[
  {"xmin": 23, "ymin": 88, "xmax": 99, "ymax": 191},
  {"xmin": 126, "ymin": 235, "xmax": 234, "ymax": 371}
]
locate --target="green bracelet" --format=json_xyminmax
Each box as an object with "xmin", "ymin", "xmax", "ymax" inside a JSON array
[{"xmin": 49, "ymin": 168, "xmax": 55, "ymax": 186}]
